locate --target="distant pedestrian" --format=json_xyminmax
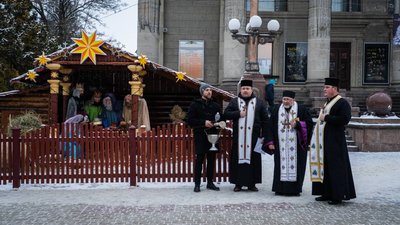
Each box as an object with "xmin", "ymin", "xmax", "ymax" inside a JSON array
[{"xmin": 264, "ymin": 79, "xmax": 276, "ymax": 115}]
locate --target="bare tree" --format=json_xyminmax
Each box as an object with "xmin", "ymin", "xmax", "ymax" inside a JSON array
[{"xmin": 31, "ymin": 0, "xmax": 127, "ymax": 45}]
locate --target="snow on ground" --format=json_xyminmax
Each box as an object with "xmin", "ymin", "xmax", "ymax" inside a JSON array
[
  {"xmin": 359, "ymin": 115, "xmax": 399, "ymax": 119},
  {"xmin": 0, "ymin": 152, "xmax": 399, "ymax": 206}
]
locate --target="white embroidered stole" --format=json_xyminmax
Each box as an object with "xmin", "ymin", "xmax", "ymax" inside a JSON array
[
  {"xmin": 309, "ymin": 95, "xmax": 342, "ymax": 183},
  {"xmin": 237, "ymin": 97, "xmax": 256, "ymax": 164},
  {"xmin": 278, "ymin": 102, "xmax": 298, "ymax": 182}
]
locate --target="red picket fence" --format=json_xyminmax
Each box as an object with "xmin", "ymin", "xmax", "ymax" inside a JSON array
[{"xmin": 0, "ymin": 123, "xmax": 232, "ymax": 188}]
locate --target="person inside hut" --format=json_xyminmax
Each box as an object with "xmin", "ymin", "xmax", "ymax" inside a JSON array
[
  {"xmin": 101, "ymin": 95, "xmax": 119, "ymax": 128},
  {"xmin": 66, "ymin": 84, "xmax": 85, "ymax": 120},
  {"xmin": 84, "ymin": 90, "xmax": 102, "ymax": 125},
  {"xmin": 120, "ymin": 94, "xmax": 132, "ymax": 128},
  {"xmin": 120, "ymin": 94, "xmax": 151, "ymax": 131}
]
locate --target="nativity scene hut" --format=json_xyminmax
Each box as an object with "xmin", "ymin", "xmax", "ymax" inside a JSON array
[{"xmin": 0, "ymin": 31, "xmax": 234, "ymax": 133}]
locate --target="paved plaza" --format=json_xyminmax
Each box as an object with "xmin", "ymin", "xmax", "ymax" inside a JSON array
[{"xmin": 1, "ymin": 152, "xmax": 400, "ymax": 225}]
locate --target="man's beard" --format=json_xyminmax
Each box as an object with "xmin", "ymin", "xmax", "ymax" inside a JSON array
[
  {"xmin": 283, "ymin": 104, "xmax": 292, "ymax": 109},
  {"xmin": 105, "ymin": 104, "xmax": 113, "ymax": 111}
]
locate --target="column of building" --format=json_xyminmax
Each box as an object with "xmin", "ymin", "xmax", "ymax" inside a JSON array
[
  {"xmin": 220, "ymin": 0, "xmax": 246, "ymax": 91},
  {"xmin": 307, "ymin": 0, "xmax": 331, "ymax": 107},
  {"xmin": 137, "ymin": 0, "xmax": 162, "ymax": 64}
]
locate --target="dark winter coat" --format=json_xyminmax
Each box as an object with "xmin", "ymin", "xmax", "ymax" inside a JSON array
[{"xmin": 187, "ymin": 98, "xmax": 222, "ymax": 154}]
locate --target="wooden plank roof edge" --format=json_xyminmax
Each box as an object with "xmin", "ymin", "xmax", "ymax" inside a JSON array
[
  {"xmin": 152, "ymin": 63, "xmax": 236, "ymax": 101},
  {"xmin": 35, "ymin": 42, "xmax": 138, "ymax": 65},
  {"xmin": 0, "ymin": 85, "xmax": 49, "ymax": 97}
]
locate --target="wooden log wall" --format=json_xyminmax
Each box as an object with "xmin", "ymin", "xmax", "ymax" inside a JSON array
[{"xmin": 0, "ymin": 93, "xmax": 49, "ymax": 133}]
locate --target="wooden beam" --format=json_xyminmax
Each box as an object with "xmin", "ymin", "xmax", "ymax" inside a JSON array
[{"xmin": 54, "ymin": 61, "xmax": 134, "ymax": 66}]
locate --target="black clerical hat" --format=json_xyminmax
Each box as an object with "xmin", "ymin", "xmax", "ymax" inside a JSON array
[
  {"xmin": 240, "ymin": 79, "xmax": 253, "ymax": 87},
  {"xmin": 282, "ymin": 90, "xmax": 295, "ymax": 99},
  {"xmin": 324, "ymin": 77, "xmax": 340, "ymax": 87}
]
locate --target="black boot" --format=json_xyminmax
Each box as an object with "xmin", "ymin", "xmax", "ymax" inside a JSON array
[
  {"xmin": 315, "ymin": 196, "xmax": 328, "ymax": 201},
  {"xmin": 233, "ymin": 185, "xmax": 242, "ymax": 192},
  {"xmin": 206, "ymin": 182, "xmax": 220, "ymax": 191},
  {"xmin": 194, "ymin": 185, "xmax": 200, "ymax": 192},
  {"xmin": 247, "ymin": 185, "xmax": 258, "ymax": 192}
]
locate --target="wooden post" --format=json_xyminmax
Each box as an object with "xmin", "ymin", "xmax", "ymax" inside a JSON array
[
  {"xmin": 131, "ymin": 95, "xmax": 139, "ymax": 129},
  {"xmin": 60, "ymin": 82, "xmax": 71, "ymax": 122},
  {"xmin": 47, "ymin": 64, "xmax": 62, "ymax": 124},
  {"xmin": 48, "ymin": 79, "xmax": 60, "ymax": 124},
  {"xmin": 128, "ymin": 126, "xmax": 137, "ymax": 186},
  {"xmin": 129, "ymin": 81, "xmax": 141, "ymax": 128},
  {"xmin": 128, "ymin": 64, "xmax": 144, "ymax": 128},
  {"xmin": 12, "ymin": 128, "xmax": 21, "ymax": 189}
]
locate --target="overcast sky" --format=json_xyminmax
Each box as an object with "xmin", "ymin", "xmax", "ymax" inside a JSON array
[{"xmin": 96, "ymin": 0, "xmax": 138, "ymax": 53}]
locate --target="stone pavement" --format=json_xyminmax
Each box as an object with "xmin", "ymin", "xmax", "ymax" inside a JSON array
[
  {"xmin": 1, "ymin": 152, "xmax": 400, "ymax": 225},
  {"xmin": 0, "ymin": 197, "xmax": 399, "ymax": 225}
]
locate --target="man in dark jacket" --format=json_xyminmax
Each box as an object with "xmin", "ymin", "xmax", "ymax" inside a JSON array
[
  {"xmin": 265, "ymin": 90, "xmax": 313, "ymax": 196},
  {"xmin": 311, "ymin": 77, "xmax": 356, "ymax": 205},
  {"xmin": 223, "ymin": 79, "xmax": 269, "ymax": 192},
  {"xmin": 187, "ymin": 83, "xmax": 222, "ymax": 192},
  {"xmin": 264, "ymin": 79, "xmax": 276, "ymax": 115}
]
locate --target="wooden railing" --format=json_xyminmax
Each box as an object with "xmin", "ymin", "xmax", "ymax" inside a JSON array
[{"xmin": 0, "ymin": 123, "xmax": 232, "ymax": 188}]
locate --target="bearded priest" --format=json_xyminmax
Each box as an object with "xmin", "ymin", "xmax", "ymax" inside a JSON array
[{"xmin": 265, "ymin": 90, "xmax": 313, "ymax": 196}]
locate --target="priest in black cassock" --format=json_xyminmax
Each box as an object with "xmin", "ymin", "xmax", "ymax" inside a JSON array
[
  {"xmin": 310, "ymin": 77, "xmax": 356, "ymax": 205},
  {"xmin": 265, "ymin": 90, "xmax": 313, "ymax": 196},
  {"xmin": 223, "ymin": 79, "xmax": 269, "ymax": 192}
]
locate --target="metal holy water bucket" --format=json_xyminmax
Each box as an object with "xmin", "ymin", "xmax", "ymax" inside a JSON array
[
  {"xmin": 207, "ymin": 134, "xmax": 219, "ymax": 151},
  {"xmin": 205, "ymin": 121, "xmax": 229, "ymax": 151}
]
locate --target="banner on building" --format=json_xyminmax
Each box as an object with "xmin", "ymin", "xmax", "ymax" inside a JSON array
[
  {"xmin": 363, "ymin": 43, "xmax": 389, "ymax": 84},
  {"xmin": 284, "ymin": 43, "xmax": 307, "ymax": 83}
]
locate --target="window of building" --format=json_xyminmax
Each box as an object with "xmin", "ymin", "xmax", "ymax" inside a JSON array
[
  {"xmin": 332, "ymin": 0, "xmax": 361, "ymax": 12},
  {"xmin": 258, "ymin": 43, "xmax": 273, "ymax": 75},
  {"xmin": 246, "ymin": 0, "xmax": 287, "ymax": 12},
  {"xmin": 178, "ymin": 40, "xmax": 204, "ymax": 80}
]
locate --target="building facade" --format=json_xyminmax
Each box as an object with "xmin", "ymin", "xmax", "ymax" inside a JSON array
[{"xmin": 138, "ymin": 0, "xmax": 400, "ymax": 114}]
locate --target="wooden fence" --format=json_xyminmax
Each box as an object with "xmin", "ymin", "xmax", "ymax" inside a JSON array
[{"xmin": 0, "ymin": 123, "xmax": 232, "ymax": 188}]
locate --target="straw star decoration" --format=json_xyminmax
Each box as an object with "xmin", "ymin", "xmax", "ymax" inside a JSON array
[
  {"xmin": 175, "ymin": 72, "xmax": 186, "ymax": 82},
  {"xmin": 26, "ymin": 70, "xmax": 38, "ymax": 82},
  {"xmin": 71, "ymin": 30, "xmax": 106, "ymax": 64},
  {"xmin": 138, "ymin": 55, "xmax": 148, "ymax": 68},
  {"xmin": 50, "ymin": 71, "xmax": 59, "ymax": 79},
  {"xmin": 36, "ymin": 52, "xmax": 51, "ymax": 66}
]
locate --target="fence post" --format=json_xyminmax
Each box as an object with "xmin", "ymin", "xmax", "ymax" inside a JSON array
[
  {"xmin": 129, "ymin": 126, "xmax": 137, "ymax": 187},
  {"xmin": 12, "ymin": 128, "xmax": 21, "ymax": 189}
]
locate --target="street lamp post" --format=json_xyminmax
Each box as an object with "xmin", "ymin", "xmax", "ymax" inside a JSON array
[{"xmin": 228, "ymin": 5, "xmax": 280, "ymax": 98}]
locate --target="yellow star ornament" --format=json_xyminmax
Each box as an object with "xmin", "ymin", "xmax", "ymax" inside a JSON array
[
  {"xmin": 175, "ymin": 72, "xmax": 187, "ymax": 82},
  {"xmin": 26, "ymin": 70, "xmax": 38, "ymax": 82},
  {"xmin": 71, "ymin": 30, "xmax": 106, "ymax": 64},
  {"xmin": 138, "ymin": 55, "xmax": 148, "ymax": 68},
  {"xmin": 36, "ymin": 52, "xmax": 51, "ymax": 66}
]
